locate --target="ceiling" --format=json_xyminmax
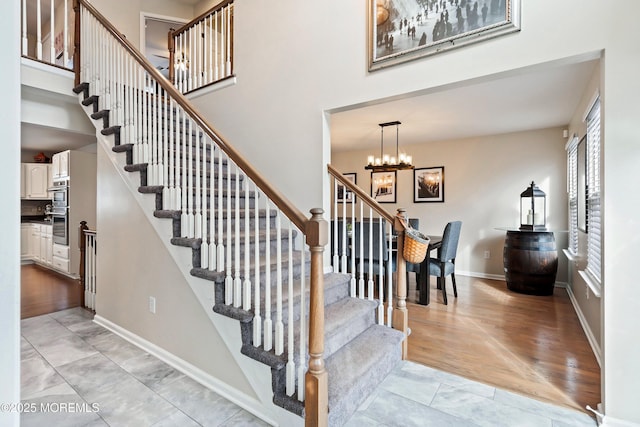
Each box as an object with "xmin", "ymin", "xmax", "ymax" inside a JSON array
[{"xmin": 330, "ymin": 59, "xmax": 598, "ymax": 153}]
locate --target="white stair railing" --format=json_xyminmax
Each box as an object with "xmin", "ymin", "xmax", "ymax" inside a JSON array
[
  {"xmin": 169, "ymin": 0, "xmax": 234, "ymax": 94},
  {"xmin": 79, "ymin": 222, "xmax": 96, "ymax": 311},
  {"xmin": 22, "ymin": 0, "xmax": 72, "ymax": 68},
  {"xmin": 329, "ymin": 170, "xmax": 396, "ymax": 327},
  {"xmin": 77, "ymin": 0, "xmax": 323, "ymax": 409}
]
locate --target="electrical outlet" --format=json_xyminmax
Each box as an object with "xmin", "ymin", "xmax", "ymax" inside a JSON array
[
  {"xmin": 484, "ymin": 250, "xmax": 491, "ymax": 259},
  {"xmin": 149, "ymin": 296, "xmax": 156, "ymax": 314}
]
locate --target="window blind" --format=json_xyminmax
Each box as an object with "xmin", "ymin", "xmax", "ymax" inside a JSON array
[
  {"xmin": 567, "ymin": 136, "xmax": 578, "ymax": 255},
  {"xmin": 586, "ymin": 98, "xmax": 601, "ymax": 282}
]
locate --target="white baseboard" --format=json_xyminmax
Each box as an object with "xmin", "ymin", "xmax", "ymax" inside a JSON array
[
  {"xmin": 565, "ymin": 286, "xmax": 602, "ymax": 367},
  {"xmin": 601, "ymin": 415, "xmax": 640, "ymax": 427},
  {"xmin": 93, "ymin": 315, "xmax": 277, "ymax": 426}
]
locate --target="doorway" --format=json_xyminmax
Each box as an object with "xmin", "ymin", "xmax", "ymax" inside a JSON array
[{"xmin": 141, "ymin": 14, "xmax": 188, "ymax": 78}]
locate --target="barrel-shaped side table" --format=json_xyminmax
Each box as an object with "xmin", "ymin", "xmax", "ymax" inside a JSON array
[{"xmin": 502, "ymin": 230, "xmax": 558, "ymax": 295}]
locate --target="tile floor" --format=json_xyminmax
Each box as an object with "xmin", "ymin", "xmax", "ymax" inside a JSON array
[{"xmin": 21, "ymin": 308, "xmax": 597, "ymax": 426}]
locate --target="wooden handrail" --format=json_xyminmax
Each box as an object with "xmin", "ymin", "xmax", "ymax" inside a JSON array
[
  {"xmin": 327, "ymin": 164, "xmax": 395, "ymax": 223},
  {"xmin": 75, "ymin": 0, "xmax": 308, "ymax": 232}
]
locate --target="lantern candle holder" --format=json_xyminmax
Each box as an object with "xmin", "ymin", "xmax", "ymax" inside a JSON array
[{"xmin": 520, "ymin": 181, "xmax": 547, "ymax": 231}]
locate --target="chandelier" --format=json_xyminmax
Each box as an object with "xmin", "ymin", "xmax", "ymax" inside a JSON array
[{"xmin": 365, "ymin": 121, "xmax": 414, "ymax": 172}]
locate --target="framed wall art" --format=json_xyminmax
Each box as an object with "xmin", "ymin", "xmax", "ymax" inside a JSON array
[
  {"xmin": 414, "ymin": 166, "xmax": 444, "ymax": 203},
  {"xmin": 368, "ymin": 0, "xmax": 521, "ymax": 71},
  {"xmin": 337, "ymin": 172, "xmax": 357, "ymax": 203},
  {"xmin": 371, "ymin": 171, "xmax": 397, "ymax": 203}
]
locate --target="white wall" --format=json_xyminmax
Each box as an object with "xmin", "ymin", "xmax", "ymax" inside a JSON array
[
  {"xmin": 331, "ymin": 127, "xmax": 568, "ymax": 282},
  {"xmin": 0, "ymin": 0, "xmax": 21, "ymax": 425},
  {"xmin": 95, "ymin": 143, "xmax": 256, "ymax": 399}
]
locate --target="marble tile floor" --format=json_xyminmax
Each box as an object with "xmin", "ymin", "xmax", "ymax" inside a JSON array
[{"xmin": 20, "ymin": 308, "xmax": 598, "ymax": 427}]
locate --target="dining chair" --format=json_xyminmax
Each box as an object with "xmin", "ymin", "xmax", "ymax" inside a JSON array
[{"xmin": 428, "ymin": 221, "xmax": 462, "ymax": 305}]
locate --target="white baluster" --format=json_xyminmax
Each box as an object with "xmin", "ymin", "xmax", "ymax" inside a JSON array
[
  {"xmin": 275, "ymin": 212, "xmax": 283, "ymax": 355},
  {"xmin": 224, "ymin": 154, "xmax": 233, "ymax": 305},
  {"xmin": 200, "ymin": 135, "xmax": 208, "ymax": 269},
  {"xmin": 208, "ymin": 144, "xmax": 217, "ymax": 271},
  {"xmin": 36, "ymin": 0, "xmax": 42, "ymax": 60},
  {"xmin": 377, "ymin": 218, "xmax": 384, "ymax": 324},
  {"xmin": 286, "ymin": 223, "xmax": 295, "ymax": 396},
  {"xmin": 22, "ymin": 0, "xmax": 27, "ymax": 55},
  {"xmin": 163, "ymin": 95, "xmax": 171, "ymax": 209},
  {"xmin": 332, "ymin": 179, "xmax": 338, "ymax": 273},
  {"xmin": 386, "ymin": 222, "xmax": 393, "ymax": 327},
  {"xmin": 243, "ymin": 174, "xmax": 251, "ymax": 310},
  {"xmin": 180, "ymin": 108, "xmax": 189, "ymax": 236},
  {"xmin": 297, "ymin": 248, "xmax": 306, "ymax": 402},
  {"xmin": 216, "ymin": 151, "xmax": 224, "ymax": 272},
  {"xmin": 226, "ymin": 4, "xmax": 232, "ymax": 76},
  {"xmin": 233, "ymin": 162, "xmax": 241, "ymax": 308},
  {"xmin": 63, "ymin": 0, "xmax": 69, "ymax": 67},
  {"xmin": 208, "ymin": 15, "xmax": 214, "ymax": 84},
  {"xmin": 253, "ymin": 182, "xmax": 262, "ymax": 347},
  {"xmin": 264, "ymin": 199, "xmax": 272, "ymax": 352},
  {"xmin": 358, "ymin": 201, "xmax": 365, "ymax": 298},
  {"xmin": 368, "ymin": 210, "xmax": 374, "ymax": 300},
  {"xmin": 49, "ymin": 0, "xmax": 55, "ymax": 63},
  {"xmin": 340, "ymin": 192, "xmax": 347, "ymax": 274},
  {"xmin": 349, "ymin": 197, "xmax": 356, "ymax": 296},
  {"xmin": 194, "ymin": 128, "xmax": 202, "ymax": 239},
  {"xmin": 202, "ymin": 18, "xmax": 208, "ymax": 85},
  {"xmin": 214, "ymin": 10, "xmax": 219, "ymax": 81}
]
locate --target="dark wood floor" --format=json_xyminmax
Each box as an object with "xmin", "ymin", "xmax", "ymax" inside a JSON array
[
  {"xmin": 20, "ymin": 263, "xmax": 600, "ymax": 414},
  {"xmin": 21, "ymin": 263, "xmax": 83, "ymax": 319},
  {"xmin": 406, "ymin": 274, "xmax": 601, "ymax": 415}
]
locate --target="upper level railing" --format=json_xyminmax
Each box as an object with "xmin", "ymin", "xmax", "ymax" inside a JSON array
[
  {"xmin": 21, "ymin": 0, "xmax": 74, "ymax": 69},
  {"xmin": 168, "ymin": 0, "xmax": 234, "ymax": 94}
]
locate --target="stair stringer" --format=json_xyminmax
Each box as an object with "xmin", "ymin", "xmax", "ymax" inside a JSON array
[{"xmin": 85, "ymin": 108, "xmax": 304, "ymax": 427}]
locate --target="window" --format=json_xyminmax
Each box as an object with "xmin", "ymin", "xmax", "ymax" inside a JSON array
[
  {"xmin": 566, "ymin": 135, "xmax": 578, "ymax": 255},
  {"xmin": 585, "ymin": 98, "xmax": 601, "ymax": 283},
  {"xmin": 577, "ymin": 96, "xmax": 602, "ymax": 296}
]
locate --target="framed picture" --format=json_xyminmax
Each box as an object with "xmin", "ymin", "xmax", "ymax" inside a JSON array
[
  {"xmin": 337, "ymin": 173, "xmax": 357, "ymax": 203},
  {"xmin": 371, "ymin": 171, "xmax": 397, "ymax": 203},
  {"xmin": 414, "ymin": 166, "xmax": 444, "ymax": 203},
  {"xmin": 368, "ymin": 0, "xmax": 521, "ymax": 71}
]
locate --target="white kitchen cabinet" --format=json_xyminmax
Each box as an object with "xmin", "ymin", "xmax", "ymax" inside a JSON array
[
  {"xmin": 23, "ymin": 163, "xmax": 50, "ymax": 199},
  {"xmin": 29, "ymin": 224, "xmax": 41, "ymax": 262},
  {"xmin": 21, "ymin": 224, "xmax": 30, "ymax": 259},
  {"xmin": 20, "ymin": 164, "xmax": 26, "ymax": 198},
  {"xmin": 52, "ymin": 150, "xmax": 70, "ymax": 181},
  {"xmin": 41, "ymin": 225, "xmax": 53, "ymax": 266},
  {"xmin": 52, "ymin": 243, "xmax": 70, "ymax": 273}
]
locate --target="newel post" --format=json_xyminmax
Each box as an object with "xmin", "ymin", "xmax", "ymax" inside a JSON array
[
  {"xmin": 73, "ymin": 0, "xmax": 81, "ymax": 86},
  {"xmin": 168, "ymin": 28, "xmax": 175, "ymax": 83},
  {"xmin": 393, "ymin": 208, "xmax": 409, "ymax": 359},
  {"xmin": 305, "ymin": 208, "xmax": 328, "ymax": 426}
]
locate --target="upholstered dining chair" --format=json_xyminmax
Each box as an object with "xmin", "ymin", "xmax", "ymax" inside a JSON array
[
  {"xmin": 354, "ymin": 218, "xmax": 394, "ymax": 281},
  {"xmin": 428, "ymin": 221, "xmax": 462, "ymax": 305}
]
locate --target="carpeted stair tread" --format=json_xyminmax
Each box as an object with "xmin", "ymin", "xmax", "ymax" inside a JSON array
[
  {"xmin": 326, "ymin": 325, "xmax": 404, "ymax": 426},
  {"xmin": 154, "ymin": 208, "xmax": 278, "ymax": 220},
  {"xmin": 170, "ymin": 228, "xmax": 296, "ymax": 249}
]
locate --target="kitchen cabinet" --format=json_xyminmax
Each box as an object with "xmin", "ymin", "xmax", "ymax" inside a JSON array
[
  {"xmin": 29, "ymin": 224, "xmax": 42, "ymax": 262},
  {"xmin": 23, "ymin": 163, "xmax": 50, "ymax": 199},
  {"xmin": 52, "ymin": 150, "xmax": 70, "ymax": 181},
  {"xmin": 41, "ymin": 225, "xmax": 53, "ymax": 266},
  {"xmin": 20, "ymin": 224, "xmax": 30, "ymax": 259}
]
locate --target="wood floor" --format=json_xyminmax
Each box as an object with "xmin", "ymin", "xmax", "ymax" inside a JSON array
[
  {"xmin": 406, "ymin": 274, "xmax": 601, "ymax": 415},
  {"xmin": 20, "ymin": 263, "xmax": 600, "ymax": 415},
  {"xmin": 21, "ymin": 263, "xmax": 83, "ymax": 319}
]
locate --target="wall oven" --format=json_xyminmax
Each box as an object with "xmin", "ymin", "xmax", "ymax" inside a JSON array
[
  {"xmin": 51, "ymin": 211, "xmax": 68, "ymax": 245},
  {"xmin": 48, "ymin": 179, "xmax": 69, "ymax": 245}
]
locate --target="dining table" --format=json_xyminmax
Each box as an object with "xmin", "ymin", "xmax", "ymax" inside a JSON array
[{"xmin": 415, "ymin": 235, "xmax": 443, "ymax": 305}]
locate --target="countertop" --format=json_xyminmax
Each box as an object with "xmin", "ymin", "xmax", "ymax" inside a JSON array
[{"xmin": 21, "ymin": 216, "xmax": 52, "ymax": 225}]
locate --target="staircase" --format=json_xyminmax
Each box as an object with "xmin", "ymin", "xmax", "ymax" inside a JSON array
[{"xmin": 73, "ymin": 1, "xmax": 405, "ymax": 424}]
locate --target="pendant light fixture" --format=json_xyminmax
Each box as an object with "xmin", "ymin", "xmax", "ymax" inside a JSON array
[{"xmin": 365, "ymin": 121, "xmax": 414, "ymax": 172}]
